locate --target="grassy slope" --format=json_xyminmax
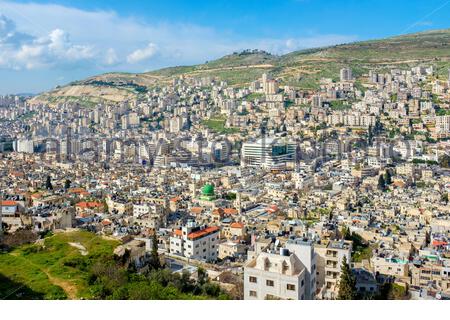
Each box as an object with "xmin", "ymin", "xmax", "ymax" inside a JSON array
[
  {"xmin": 0, "ymin": 231, "xmax": 119, "ymax": 299},
  {"xmin": 32, "ymin": 29, "xmax": 450, "ymax": 105}
]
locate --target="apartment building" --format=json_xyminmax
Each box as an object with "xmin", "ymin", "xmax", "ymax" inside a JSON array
[
  {"xmin": 285, "ymin": 238, "xmax": 317, "ymax": 300},
  {"xmin": 315, "ymin": 240, "xmax": 352, "ymax": 299},
  {"xmin": 411, "ymin": 261, "xmax": 450, "ymax": 291},
  {"xmin": 371, "ymin": 256, "xmax": 409, "ymax": 280},
  {"xmin": 170, "ymin": 221, "xmax": 220, "ymax": 262},
  {"xmin": 244, "ymin": 249, "xmax": 306, "ymax": 300}
]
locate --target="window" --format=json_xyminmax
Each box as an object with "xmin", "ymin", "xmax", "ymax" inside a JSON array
[
  {"xmin": 301, "ymin": 279, "xmax": 304, "ymax": 287},
  {"xmin": 249, "ymin": 276, "xmax": 257, "ymax": 283},
  {"xmin": 266, "ymin": 280, "xmax": 274, "ymax": 287},
  {"xmin": 287, "ymin": 284, "xmax": 295, "ymax": 291},
  {"xmin": 249, "ymin": 291, "xmax": 257, "ymax": 297}
]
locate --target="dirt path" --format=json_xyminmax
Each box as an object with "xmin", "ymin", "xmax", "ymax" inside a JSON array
[
  {"xmin": 7, "ymin": 253, "xmax": 79, "ymax": 300},
  {"xmin": 44, "ymin": 271, "xmax": 78, "ymax": 300}
]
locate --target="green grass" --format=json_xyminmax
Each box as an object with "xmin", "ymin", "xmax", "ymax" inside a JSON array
[
  {"xmin": 352, "ymin": 246, "xmax": 373, "ymax": 262},
  {"xmin": 202, "ymin": 116, "xmax": 239, "ymax": 134},
  {"xmin": 0, "ymin": 254, "xmax": 67, "ymax": 299},
  {"xmin": 0, "ymin": 230, "xmax": 119, "ymax": 299}
]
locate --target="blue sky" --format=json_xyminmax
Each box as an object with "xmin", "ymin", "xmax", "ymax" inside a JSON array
[{"xmin": 0, "ymin": 0, "xmax": 449, "ymax": 94}]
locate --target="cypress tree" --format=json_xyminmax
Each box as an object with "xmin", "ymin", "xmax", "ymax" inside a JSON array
[
  {"xmin": 384, "ymin": 170, "xmax": 392, "ymax": 185},
  {"xmin": 337, "ymin": 256, "xmax": 357, "ymax": 300},
  {"xmin": 150, "ymin": 233, "xmax": 161, "ymax": 270},
  {"xmin": 45, "ymin": 175, "xmax": 53, "ymax": 190},
  {"xmin": 378, "ymin": 174, "xmax": 386, "ymax": 191}
]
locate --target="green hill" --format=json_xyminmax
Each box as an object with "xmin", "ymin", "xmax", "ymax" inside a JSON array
[
  {"xmin": 0, "ymin": 230, "xmax": 229, "ymax": 300},
  {"xmin": 30, "ymin": 28, "xmax": 450, "ymax": 106}
]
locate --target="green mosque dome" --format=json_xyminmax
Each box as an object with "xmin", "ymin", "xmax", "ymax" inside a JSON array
[{"xmin": 201, "ymin": 184, "xmax": 215, "ymax": 196}]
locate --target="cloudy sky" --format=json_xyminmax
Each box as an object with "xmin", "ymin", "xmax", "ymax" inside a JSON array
[{"xmin": 0, "ymin": 0, "xmax": 449, "ymax": 94}]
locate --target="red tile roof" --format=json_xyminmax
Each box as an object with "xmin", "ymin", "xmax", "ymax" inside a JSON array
[
  {"xmin": 1, "ymin": 200, "xmax": 18, "ymax": 206},
  {"xmin": 76, "ymin": 201, "xmax": 103, "ymax": 209},
  {"xmin": 190, "ymin": 207, "xmax": 204, "ymax": 215},
  {"xmin": 187, "ymin": 226, "xmax": 219, "ymax": 240},
  {"xmin": 230, "ymin": 222, "xmax": 244, "ymax": 229},
  {"xmin": 223, "ymin": 208, "xmax": 238, "ymax": 215}
]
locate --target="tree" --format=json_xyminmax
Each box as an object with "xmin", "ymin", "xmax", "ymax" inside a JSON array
[
  {"xmin": 337, "ymin": 256, "xmax": 357, "ymax": 300},
  {"xmin": 439, "ymin": 154, "xmax": 450, "ymax": 168},
  {"xmin": 150, "ymin": 233, "xmax": 161, "ymax": 270},
  {"xmin": 292, "ymin": 192, "xmax": 299, "ymax": 204},
  {"xmin": 197, "ymin": 267, "xmax": 207, "ymax": 286},
  {"xmin": 377, "ymin": 174, "xmax": 386, "ymax": 191},
  {"xmin": 384, "ymin": 170, "xmax": 392, "ymax": 185},
  {"xmin": 45, "ymin": 175, "xmax": 53, "ymax": 190},
  {"xmin": 442, "ymin": 193, "xmax": 449, "ymax": 204},
  {"xmin": 341, "ymin": 226, "xmax": 351, "ymax": 240},
  {"xmin": 64, "ymin": 179, "xmax": 71, "ymax": 190}
]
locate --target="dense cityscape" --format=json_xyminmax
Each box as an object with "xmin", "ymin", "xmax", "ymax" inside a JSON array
[{"xmin": 1, "ymin": 60, "xmax": 450, "ymax": 300}]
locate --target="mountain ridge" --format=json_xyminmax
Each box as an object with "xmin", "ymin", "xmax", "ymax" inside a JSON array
[{"xmin": 31, "ymin": 28, "xmax": 450, "ymax": 106}]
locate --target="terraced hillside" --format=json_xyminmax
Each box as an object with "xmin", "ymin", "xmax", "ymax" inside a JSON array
[{"xmin": 31, "ymin": 29, "xmax": 450, "ymax": 107}]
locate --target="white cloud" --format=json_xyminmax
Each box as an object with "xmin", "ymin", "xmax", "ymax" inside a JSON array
[
  {"xmin": 104, "ymin": 48, "xmax": 119, "ymax": 66},
  {"xmin": 127, "ymin": 43, "xmax": 158, "ymax": 64},
  {"xmin": 0, "ymin": 1, "xmax": 357, "ymax": 75},
  {"xmin": 0, "ymin": 14, "xmax": 96, "ymax": 70}
]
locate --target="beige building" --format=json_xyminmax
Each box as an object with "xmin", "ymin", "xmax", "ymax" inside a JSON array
[
  {"xmin": 244, "ymin": 249, "xmax": 306, "ymax": 300},
  {"xmin": 315, "ymin": 240, "xmax": 352, "ymax": 299}
]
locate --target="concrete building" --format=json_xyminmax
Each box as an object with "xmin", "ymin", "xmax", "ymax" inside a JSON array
[
  {"xmin": 170, "ymin": 221, "xmax": 220, "ymax": 262},
  {"xmin": 244, "ymin": 248, "xmax": 307, "ymax": 300},
  {"xmin": 315, "ymin": 240, "xmax": 352, "ymax": 299},
  {"xmin": 285, "ymin": 238, "xmax": 317, "ymax": 299},
  {"xmin": 241, "ymin": 137, "xmax": 296, "ymax": 170},
  {"xmin": 340, "ymin": 67, "xmax": 353, "ymax": 82}
]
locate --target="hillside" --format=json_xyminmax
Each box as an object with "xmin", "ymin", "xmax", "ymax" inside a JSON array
[
  {"xmin": 0, "ymin": 230, "xmax": 229, "ymax": 300},
  {"xmin": 30, "ymin": 29, "xmax": 450, "ymax": 106}
]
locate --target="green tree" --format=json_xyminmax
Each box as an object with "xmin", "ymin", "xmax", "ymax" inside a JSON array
[
  {"xmin": 337, "ymin": 256, "xmax": 357, "ymax": 300},
  {"xmin": 384, "ymin": 170, "xmax": 392, "ymax": 185},
  {"xmin": 45, "ymin": 175, "xmax": 53, "ymax": 190},
  {"xmin": 64, "ymin": 179, "xmax": 71, "ymax": 190},
  {"xmin": 378, "ymin": 174, "xmax": 386, "ymax": 191},
  {"xmin": 439, "ymin": 154, "xmax": 450, "ymax": 168},
  {"xmin": 292, "ymin": 192, "xmax": 299, "ymax": 204},
  {"xmin": 342, "ymin": 226, "xmax": 351, "ymax": 240},
  {"xmin": 442, "ymin": 193, "xmax": 449, "ymax": 204},
  {"xmin": 197, "ymin": 267, "xmax": 208, "ymax": 286},
  {"xmin": 150, "ymin": 233, "xmax": 161, "ymax": 270}
]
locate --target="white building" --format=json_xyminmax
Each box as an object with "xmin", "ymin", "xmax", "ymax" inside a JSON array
[
  {"xmin": 340, "ymin": 67, "xmax": 353, "ymax": 82},
  {"xmin": 244, "ymin": 248, "xmax": 307, "ymax": 300},
  {"xmin": 170, "ymin": 221, "xmax": 220, "ymax": 262},
  {"xmin": 285, "ymin": 239, "xmax": 317, "ymax": 299},
  {"xmin": 14, "ymin": 139, "xmax": 34, "ymax": 153},
  {"xmin": 241, "ymin": 137, "xmax": 296, "ymax": 170}
]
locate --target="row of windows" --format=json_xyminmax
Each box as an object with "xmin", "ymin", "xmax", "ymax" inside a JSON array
[
  {"xmin": 248, "ymin": 291, "xmax": 303, "ymax": 299},
  {"xmin": 248, "ymin": 277, "xmax": 296, "ymax": 291}
]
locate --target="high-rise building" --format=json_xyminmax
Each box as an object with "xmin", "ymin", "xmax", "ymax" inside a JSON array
[
  {"xmin": 241, "ymin": 137, "xmax": 297, "ymax": 170},
  {"xmin": 265, "ymin": 80, "xmax": 279, "ymax": 95},
  {"xmin": 340, "ymin": 67, "xmax": 353, "ymax": 81}
]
